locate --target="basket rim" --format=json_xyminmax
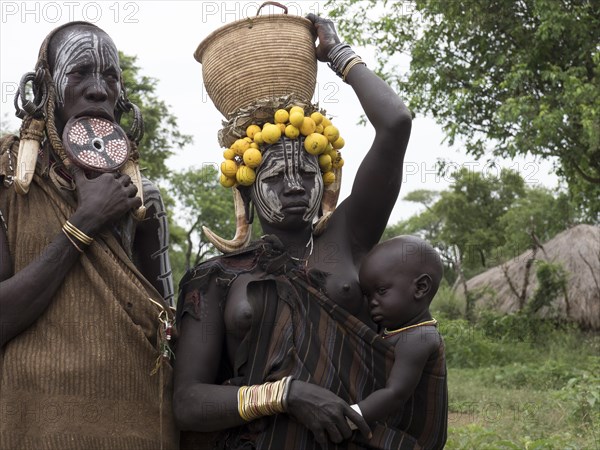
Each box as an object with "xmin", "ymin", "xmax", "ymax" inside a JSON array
[{"xmin": 194, "ymin": 14, "xmax": 315, "ymax": 63}]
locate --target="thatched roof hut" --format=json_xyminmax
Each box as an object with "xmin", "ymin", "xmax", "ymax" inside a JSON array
[{"xmin": 466, "ymin": 224, "xmax": 600, "ymax": 330}]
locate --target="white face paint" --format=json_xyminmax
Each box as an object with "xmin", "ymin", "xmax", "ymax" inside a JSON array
[
  {"xmin": 52, "ymin": 28, "xmax": 120, "ymax": 106},
  {"xmin": 252, "ymin": 138, "xmax": 323, "ymax": 225}
]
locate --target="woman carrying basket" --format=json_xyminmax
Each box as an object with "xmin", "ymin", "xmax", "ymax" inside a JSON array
[{"xmin": 174, "ymin": 14, "xmax": 421, "ymax": 450}]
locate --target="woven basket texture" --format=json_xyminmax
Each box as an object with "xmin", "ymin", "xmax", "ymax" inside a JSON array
[{"xmin": 195, "ymin": 14, "xmax": 317, "ymax": 119}]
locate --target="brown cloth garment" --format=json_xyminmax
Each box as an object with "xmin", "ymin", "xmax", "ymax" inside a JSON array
[
  {"xmin": 0, "ymin": 142, "xmax": 178, "ymax": 450},
  {"xmin": 395, "ymin": 327, "xmax": 448, "ymax": 450},
  {"xmin": 178, "ymin": 236, "xmax": 446, "ymax": 450}
]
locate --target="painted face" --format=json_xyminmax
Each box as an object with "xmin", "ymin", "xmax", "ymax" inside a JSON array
[
  {"xmin": 252, "ymin": 138, "xmax": 323, "ymax": 226},
  {"xmin": 51, "ymin": 27, "xmax": 121, "ymax": 131}
]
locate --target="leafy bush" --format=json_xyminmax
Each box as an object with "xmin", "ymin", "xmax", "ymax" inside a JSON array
[
  {"xmin": 555, "ymin": 363, "xmax": 600, "ymax": 430},
  {"xmin": 476, "ymin": 311, "xmax": 574, "ymax": 345},
  {"xmin": 441, "ymin": 319, "xmax": 536, "ymax": 368},
  {"xmin": 527, "ymin": 260, "xmax": 568, "ymax": 315},
  {"xmin": 441, "ymin": 315, "xmax": 593, "ymax": 372},
  {"xmin": 431, "ymin": 284, "xmax": 464, "ymax": 320}
]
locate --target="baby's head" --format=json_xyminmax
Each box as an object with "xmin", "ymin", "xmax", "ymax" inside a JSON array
[{"xmin": 359, "ymin": 236, "xmax": 443, "ymax": 329}]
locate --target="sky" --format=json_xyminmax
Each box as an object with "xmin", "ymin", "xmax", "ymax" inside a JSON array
[{"xmin": 0, "ymin": 0, "xmax": 560, "ymax": 225}]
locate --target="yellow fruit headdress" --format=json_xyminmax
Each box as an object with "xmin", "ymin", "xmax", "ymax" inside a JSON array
[
  {"xmin": 217, "ymin": 100, "xmax": 345, "ymax": 189},
  {"xmin": 195, "ymin": 3, "xmax": 343, "ymax": 253}
]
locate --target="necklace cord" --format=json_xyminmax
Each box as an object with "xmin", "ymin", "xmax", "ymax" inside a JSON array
[
  {"xmin": 382, "ymin": 318, "xmax": 438, "ymax": 339},
  {"xmin": 289, "ymin": 234, "xmax": 314, "ymax": 264}
]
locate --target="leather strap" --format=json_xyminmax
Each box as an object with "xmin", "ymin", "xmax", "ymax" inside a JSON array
[{"xmin": 256, "ymin": 1, "xmax": 288, "ymax": 15}]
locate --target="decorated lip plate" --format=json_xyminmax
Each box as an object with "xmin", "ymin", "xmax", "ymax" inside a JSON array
[{"xmin": 62, "ymin": 116, "xmax": 130, "ymax": 172}]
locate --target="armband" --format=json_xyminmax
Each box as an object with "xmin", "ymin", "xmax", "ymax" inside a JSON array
[
  {"xmin": 237, "ymin": 376, "xmax": 294, "ymax": 422},
  {"xmin": 327, "ymin": 43, "xmax": 366, "ymax": 83}
]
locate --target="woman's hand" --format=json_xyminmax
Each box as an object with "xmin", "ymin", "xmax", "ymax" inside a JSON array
[
  {"xmin": 70, "ymin": 167, "xmax": 141, "ymax": 235},
  {"xmin": 306, "ymin": 14, "xmax": 341, "ymax": 62},
  {"xmin": 287, "ymin": 380, "xmax": 371, "ymax": 447}
]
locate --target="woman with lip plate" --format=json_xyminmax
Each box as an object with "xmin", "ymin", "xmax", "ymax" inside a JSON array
[
  {"xmin": 174, "ymin": 13, "xmax": 415, "ymax": 450},
  {"xmin": 0, "ymin": 22, "xmax": 177, "ymax": 449}
]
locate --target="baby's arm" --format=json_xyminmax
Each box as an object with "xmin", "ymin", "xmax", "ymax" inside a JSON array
[{"xmin": 358, "ymin": 328, "xmax": 438, "ymax": 424}]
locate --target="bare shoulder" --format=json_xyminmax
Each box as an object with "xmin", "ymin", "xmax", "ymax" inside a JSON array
[{"xmin": 391, "ymin": 326, "xmax": 441, "ymax": 358}]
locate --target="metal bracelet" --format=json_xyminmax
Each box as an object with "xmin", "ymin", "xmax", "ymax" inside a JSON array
[{"xmin": 327, "ymin": 43, "xmax": 360, "ymax": 79}]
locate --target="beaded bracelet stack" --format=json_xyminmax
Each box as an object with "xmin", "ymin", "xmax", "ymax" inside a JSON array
[
  {"xmin": 327, "ymin": 43, "xmax": 366, "ymax": 82},
  {"xmin": 237, "ymin": 376, "xmax": 293, "ymax": 422},
  {"xmin": 62, "ymin": 220, "xmax": 93, "ymax": 253}
]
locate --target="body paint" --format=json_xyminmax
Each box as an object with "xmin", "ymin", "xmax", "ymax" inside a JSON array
[
  {"xmin": 52, "ymin": 29, "xmax": 120, "ymax": 106},
  {"xmin": 252, "ymin": 138, "xmax": 323, "ymax": 224}
]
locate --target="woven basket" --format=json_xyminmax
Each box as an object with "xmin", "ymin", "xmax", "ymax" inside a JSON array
[{"xmin": 195, "ymin": 4, "xmax": 317, "ymax": 120}]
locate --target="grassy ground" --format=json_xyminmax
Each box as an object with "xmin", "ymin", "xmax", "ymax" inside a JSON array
[
  {"xmin": 432, "ymin": 299, "xmax": 599, "ymax": 449},
  {"xmin": 447, "ymin": 366, "xmax": 597, "ymax": 449}
]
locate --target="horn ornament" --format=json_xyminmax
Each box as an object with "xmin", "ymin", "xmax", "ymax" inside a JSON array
[
  {"xmin": 15, "ymin": 118, "xmax": 46, "ymax": 195},
  {"xmin": 121, "ymin": 159, "xmax": 146, "ymax": 220},
  {"xmin": 203, "ymin": 187, "xmax": 251, "ymax": 253}
]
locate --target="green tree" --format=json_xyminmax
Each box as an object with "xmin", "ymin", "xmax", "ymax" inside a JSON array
[
  {"xmin": 386, "ymin": 169, "xmax": 527, "ymax": 281},
  {"xmin": 117, "ymin": 52, "xmax": 197, "ymax": 285},
  {"xmin": 168, "ymin": 166, "xmax": 263, "ymax": 283},
  {"xmin": 383, "ymin": 206, "xmax": 439, "ymax": 242},
  {"xmin": 435, "ymin": 168, "xmax": 526, "ymax": 272},
  {"xmin": 383, "ymin": 189, "xmax": 446, "ymax": 258},
  {"xmin": 498, "ymin": 186, "xmax": 575, "ymax": 259},
  {"xmin": 169, "ymin": 166, "xmax": 234, "ymax": 277},
  {"xmin": 328, "ymin": 0, "xmax": 600, "ymax": 220},
  {"xmin": 384, "ymin": 168, "xmax": 577, "ymax": 318},
  {"xmin": 119, "ymin": 52, "xmax": 192, "ymax": 182},
  {"xmin": 527, "ymin": 260, "xmax": 569, "ymax": 315}
]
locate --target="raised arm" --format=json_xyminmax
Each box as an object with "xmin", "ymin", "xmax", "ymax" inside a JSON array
[
  {"xmin": 308, "ymin": 14, "xmax": 412, "ymax": 250},
  {"xmin": 0, "ymin": 167, "xmax": 141, "ymax": 347}
]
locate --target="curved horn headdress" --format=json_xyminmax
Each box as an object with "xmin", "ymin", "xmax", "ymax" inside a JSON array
[
  {"xmin": 202, "ymin": 187, "xmax": 252, "ymax": 253},
  {"xmin": 314, "ymin": 166, "xmax": 341, "ymax": 236}
]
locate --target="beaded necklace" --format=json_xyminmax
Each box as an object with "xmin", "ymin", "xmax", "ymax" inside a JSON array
[{"xmin": 382, "ymin": 318, "xmax": 438, "ymax": 340}]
